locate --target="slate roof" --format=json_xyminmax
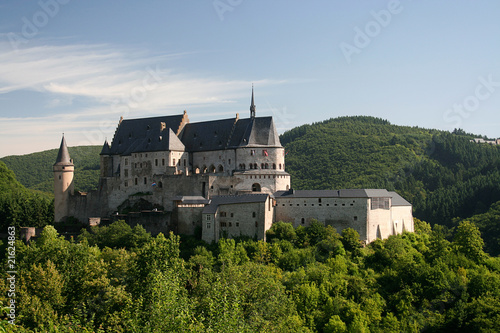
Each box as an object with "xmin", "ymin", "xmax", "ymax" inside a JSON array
[
  {"xmin": 54, "ymin": 136, "xmax": 73, "ymax": 166},
  {"xmin": 107, "ymin": 112, "xmax": 282, "ymax": 155},
  {"xmin": 388, "ymin": 192, "xmax": 412, "ymax": 206},
  {"xmin": 100, "ymin": 140, "xmax": 111, "ymax": 155},
  {"xmin": 109, "ymin": 114, "xmax": 185, "ymax": 155},
  {"xmin": 180, "ymin": 116, "xmax": 282, "ymax": 152},
  {"xmin": 274, "ymin": 189, "xmax": 392, "ymax": 199},
  {"xmin": 180, "ymin": 117, "xmax": 236, "ymax": 152},
  {"xmin": 202, "ymin": 194, "xmax": 270, "ymax": 214}
]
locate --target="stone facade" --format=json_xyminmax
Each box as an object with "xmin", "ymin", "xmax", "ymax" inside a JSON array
[
  {"xmin": 54, "ymin": 90, "xmax": 413, "ymax": 244},
  {"xmin": 274, "ymin": 189, "xmax": 413, "ymax": 243}
]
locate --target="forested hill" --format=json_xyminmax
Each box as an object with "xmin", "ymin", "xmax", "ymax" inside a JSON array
[
  {"xmin": 0, "ymin": 161, "xmax": 53, "ymax": 229},
  {"xmin": 282, "ymin": 116, "xmax": 500, "ymax": 227},
  {"xmin": 0, "ymin": 145, "xmax": 101, "ymax": 193}
]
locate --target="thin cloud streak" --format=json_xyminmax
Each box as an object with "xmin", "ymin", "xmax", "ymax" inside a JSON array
[{"xmin": 0, "ymin": 42, "xmax": 288, "ymax": 157}]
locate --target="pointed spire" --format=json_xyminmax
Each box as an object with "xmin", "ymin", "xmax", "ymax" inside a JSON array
[
  {"xmin": 250, "ymin": 84, "xmax": 256, "ymax": 119},
  {"xmin": 100, "ymin": 139, "xmax": 111, "ymax": 155},
  {"xmin": 54, "ymin": 134, "xmax": 73, "ymax": 166}
]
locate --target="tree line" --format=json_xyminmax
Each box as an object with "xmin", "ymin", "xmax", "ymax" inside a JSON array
[{"xmin": 2, "ymin": 219, "xmax": 499, "ymax": 332}]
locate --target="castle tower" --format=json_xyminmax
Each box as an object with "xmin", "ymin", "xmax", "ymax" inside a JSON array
[{"xmin": 53, "ymin": 135, "xmax": 74, "ymax": 222}]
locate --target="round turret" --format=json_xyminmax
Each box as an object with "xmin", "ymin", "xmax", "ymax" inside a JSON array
[{"xmin": 53, "ymin": 135, "xmax": 74, "ymax": 222}]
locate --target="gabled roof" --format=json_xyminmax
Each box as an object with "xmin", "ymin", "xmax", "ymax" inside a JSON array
[
  {"xmin": 180, "ymin": 115, "xmax": 282, "ymax": 152},
  {"xmin": 122, "ymin": 128, "xmax": 185, "ymax": 155},
  {"xmin": 388, "ymin": 191, "xmax": 412, "ymax": 206},
  {"xmin": 274, "ymin": 189, "xmax": 392, "ymax": 199},
  {"xmin": 54, "ymin": 136, "xmax": 73, "ymax": 166},
  {"xmin": 180, "ymin": 117, "xmax": 236, "ymax": 152},
  {"xmin": 203, "ymin": 194, "xmax": 270, "ymax": 214},
  {"xmin": 109, "ymin": 114, "xmax": 185, "ymax": 155}
]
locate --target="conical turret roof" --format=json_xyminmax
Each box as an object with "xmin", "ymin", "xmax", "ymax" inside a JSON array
[
  {"xmin": 100, "ymin": 140, "xmax": 111, "ymax": 155},
  {"xmin": 54, "ymin": 135, "xmax": 73, "ymax": 166}
]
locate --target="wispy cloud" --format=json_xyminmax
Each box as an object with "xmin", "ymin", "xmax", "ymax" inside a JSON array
[{"xmin": 0, "ymin": 42, "xmax": 286, "ymax": 157}]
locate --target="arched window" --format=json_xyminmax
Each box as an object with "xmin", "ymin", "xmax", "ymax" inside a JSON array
[
  {"xmin": 301, "ymin": 218, "xmax": 305, "ymax": 225},
  {"xmin": 273, "ymin": 163, "xmax": 276, "ymax": 169},
  {"xmin": 202, "ymin": 166, "xmax": 208, "ymax": 173},
  {"xmin": 279, "ymin": 163, "xmax": 282, "ymax": 170},
  {"xmin": 210, "ymin": 165, "xmax": 216, "ymax": 173},
  {"xmin": 194, "ymin": 167, "xmax": 200, "ymax": 174},
  {"xmin": 254, "ymin": 163, "xmax": 258, "ymax": 169},
  {"xmin": 241, "ymin": 163, "xmax": 245, "ymax": 170},
  {"xmin": 158, "ymin": 181, "xmax": 163, "ymax": 188},
  {"xmin": 218, "ymin": 165, "xmax": 224, "ymax": 172},
  {"xmin": 252, "ymin": 183, "xmax": 261, "ymax": 192},
  {"xmin": 265, "ymin": 163, "xmax": 269, "ymax": 169},
  {"xmin": 261, "ymin": 163, "xmax": 265, "ymax": 169}
]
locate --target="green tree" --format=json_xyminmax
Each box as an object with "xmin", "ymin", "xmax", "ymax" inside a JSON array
[{"xmin": 454, "ymin": 221, "xmax": 486, "ymax": 263}]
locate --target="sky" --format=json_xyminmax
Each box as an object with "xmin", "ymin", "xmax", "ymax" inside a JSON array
[{"xmin": 1, "ymin": 0, "xmax": 500, "ymax": 157}]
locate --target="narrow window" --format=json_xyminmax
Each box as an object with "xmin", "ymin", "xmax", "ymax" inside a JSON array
[{"xmin": 144, "ymin": 177, "xmax": 147, "ymax": 184}]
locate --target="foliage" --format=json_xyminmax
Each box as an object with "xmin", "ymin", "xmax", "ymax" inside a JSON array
[
  {"xmin": 4, "ymin": 219, "xmax": 500, "ymax": 332},
  {"xmin": 0, "ymin": 161, "xmax": 53, "ymax": 230}
]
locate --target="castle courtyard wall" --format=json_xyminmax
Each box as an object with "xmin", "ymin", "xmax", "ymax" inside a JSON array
[{"xmin": 275, "ymin": 196, "xmax": 369, "ymax": 240}]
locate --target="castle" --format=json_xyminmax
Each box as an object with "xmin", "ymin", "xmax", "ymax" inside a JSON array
[{"xmin": 54, "ymin": 89, "xmax": 413, "ymax": 243}]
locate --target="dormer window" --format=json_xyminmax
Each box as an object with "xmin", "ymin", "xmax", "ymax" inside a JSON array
[
  {"xmin": 214, "ymin": 131, "xmax": 218, "ymax": 137},
  {"xmin": 159, "ymin": 136, "xmax": 162, "ymax": 141},
  {"xmin": 147, "ymin": 125, "xmax": 150, "ymax": 130}
]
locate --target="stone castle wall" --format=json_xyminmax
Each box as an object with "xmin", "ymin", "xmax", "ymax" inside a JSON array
[{"xmin": 275, "ymin": 197, "xmax": 370, "ymax": 240}]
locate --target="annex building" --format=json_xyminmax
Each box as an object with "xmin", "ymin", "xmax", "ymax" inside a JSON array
[{"xmin": 54, "ymin": 89, "xmax": 413, "ymax": 243}]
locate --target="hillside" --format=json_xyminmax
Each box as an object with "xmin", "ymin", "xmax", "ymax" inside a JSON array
[
  {"xmin": 0, "ymin": 160, "xmax": 53, "ymax": 229},
  {"xmin": 281, "ymin": 116, "xmax": 500, "ymax": 228},
  {"xmin": 1, "ymin": 145, "xmax": 101, "ymax": 193}
]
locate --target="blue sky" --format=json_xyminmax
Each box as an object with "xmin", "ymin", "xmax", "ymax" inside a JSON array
[{"xmin": 1, "ymin": 0, "xmax": 500, "ymax": 157}]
